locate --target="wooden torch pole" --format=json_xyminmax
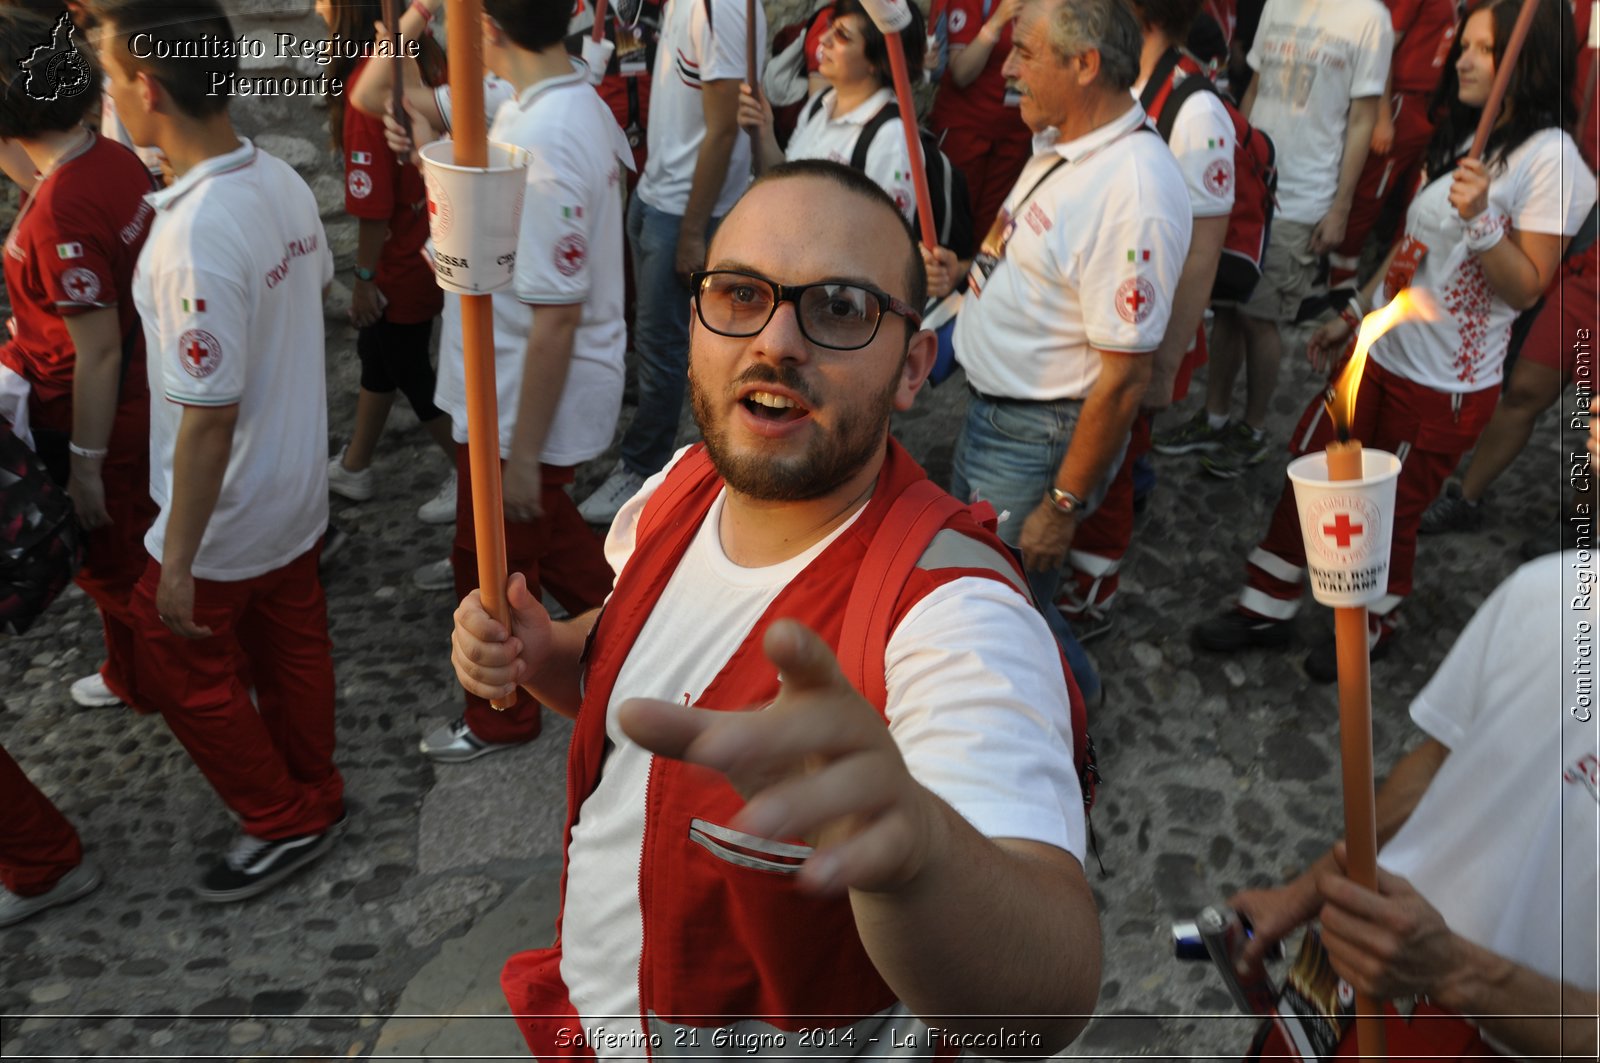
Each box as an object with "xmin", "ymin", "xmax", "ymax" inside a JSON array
[
  {"xmin": 1468, "ymin": 0, "xmax": 1544, "ymax": 160},
  {"xmin": 1325, "ymin": 439, "xmax": 1385, "ymax": 1061},
  {"xmin": 445, "ymin": 0, "xmax": 514, "ymax": 710},
  {"xmin": 591, "ymin": 0, "xmax": 609, "ymax": 42},
  {"xmin": 380, "ymin": 0, "xmax": 410, "ymax": 140},
  {"xmin": 860, "ymin": 0, "xmax": 937, "ymax": 251},
  {"xmin": 746, "ymin": 0, "xmax": 761, "ymax": 158}
]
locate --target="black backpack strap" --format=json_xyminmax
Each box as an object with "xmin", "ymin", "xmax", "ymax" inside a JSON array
[
  {"xmin": 806, "ymin": 87, "xmax": 831, "ymax": 125},
  {"xmin": 849, "ymin": 100, "xmax": 900, "ymax": 171},
  {"xmin": 1137, "ymin": 46, "xmax": 1184, "ymax": 116},
  {"xmin": 1567, "ymin": 201, "xmax": 1598, "ymax": 261},
  {"xmin": 1154, "ymin": 71, "xmax": 1217, "ymax": 144}
]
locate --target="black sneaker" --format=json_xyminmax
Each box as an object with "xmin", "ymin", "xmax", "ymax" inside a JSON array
[
  {"xmin": 1419, "ymin": 482, "xmax": 1482, "ymax": 535},
  {"xmin": 1200, "ymin": 422, "xmax": 1270, "ymax": 479},
  {"xmin": 1192, "ymin": 609, "xmax": 1291, "ymax": 653},
  {"xmin": 197, "ymin": 815, "xmax": 343, "ymax": 903},
  {"xmin": 1303, "ymin": 627, "xmax": 1395, "ymax": 684}
]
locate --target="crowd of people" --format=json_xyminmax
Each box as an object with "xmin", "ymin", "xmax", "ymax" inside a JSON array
[{"xmin": 0, "ymin": 0, "xmax": 1595, "ymax": 1056}]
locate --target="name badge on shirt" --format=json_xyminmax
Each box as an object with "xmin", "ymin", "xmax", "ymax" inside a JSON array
[
  {"xmin": 1384, "ymin": 234, "xmax": 1429, "ymax": 296},
  {"xmin": 967, "ymin": 207, "xmax": 1018, "ymax": 297}
]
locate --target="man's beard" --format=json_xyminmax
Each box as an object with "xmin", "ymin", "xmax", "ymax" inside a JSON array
[{"xmin": 690, "ymin": 362, "xmax": 897, "ymax": 502}]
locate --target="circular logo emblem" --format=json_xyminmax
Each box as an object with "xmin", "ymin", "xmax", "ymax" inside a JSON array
[
  {"xmin": 424, "ymin": 171, "xmax": 452, "ymax": 239},
  {"xmin": 1336, "ymin": 979, "xmax": 1355, "ymax": 1008},
  {"xmin": 61, "ymin": 266, "xmax": 100, "ymax": 302},
  {"xmin": 1204, "ymin": 158, "xmax": 1234, "ymax": 198},
  {"xmin": 1303, "ymin": 493, "xmax": 1382, "ymax": 567},
  {"xmin": 949, "ymin": 7, "xmax": 967, "ymax": 33},
  {"xmin": 1115, "ymin": 276, "xmax": 1156, "ymax": 325},
  {"xmin": 348, "ymin": 169, "xmax": 373, "ymax": 199},
  {"xmin": 177, "ymin": 328, "xmax": 222, "ymax": 379},
  {"xmin": 554, "ymin": 233, "xmax": 587, "ymax": 277},
  {"xmin": 893, "ymin": 189, "xmax": 911, "ymax": 214}
]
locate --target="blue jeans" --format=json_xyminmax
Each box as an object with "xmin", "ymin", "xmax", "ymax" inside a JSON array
[
  {"xmin": 950, "ymin": 392, "xmax": 1113, "ymax": 703},
  {"xmin": 619, "ymin": 196, "xmax": 721, "ymax": 478}
]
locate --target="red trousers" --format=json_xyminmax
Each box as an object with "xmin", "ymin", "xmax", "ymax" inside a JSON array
[
  {"xmin": 451, "ymin": 445, "xmax": 614, "ymax": 744},
  {"xmin": 0, "ymin": 743, "xmax": 82, "ymax": 896},
  {"xmin": 131, "ymin": 546, "xmax": 343, "ymax": 839},
  {"xmin": 939, "ymin": 123, "xmax": 1033, "ymax": 238},
  {"xmin": 1239, "ymin": 360, "xmax": 1497, "ymax": 624},
  {"xmin": 33, "ymin": 389, "xmax": 159, "ymax": 711},
  {"xmin": 1329, "ymin": 90, "xmax": 1434, "ymax": 286}
]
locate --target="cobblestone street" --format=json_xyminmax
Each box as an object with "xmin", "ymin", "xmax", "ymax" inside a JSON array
[{"xmin": 1, "ymin": 317, "xmax": 1583, "ymax": 1060}]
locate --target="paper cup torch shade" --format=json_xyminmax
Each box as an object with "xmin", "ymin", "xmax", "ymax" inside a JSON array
[
  {"xmin": 419, "ymin": 139, "xmax": 531, "ymax": 295},
  {"xmin": 581, "ymin": 37, "xmax": 615, "ymax": 85},
  {"xmin": 1287, "ymin": 449, "xmax": 1402, "ymax": 608},
  {"xmin": 857, "ymin": 0, "xmax": 913, "ymax": 33}
]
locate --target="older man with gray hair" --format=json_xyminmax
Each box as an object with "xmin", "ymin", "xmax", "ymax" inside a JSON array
[{"xmin": 924, "ymin": 0, "xmax": 1191, "ymax": 701}]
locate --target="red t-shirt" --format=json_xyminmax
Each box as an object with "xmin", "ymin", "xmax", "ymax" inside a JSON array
[
  {"xmin": 343, "ymin": 58, "xmax": 444, "ymax": 325},
  {"xmin": 0, "ymin": 133, "xmax": 154, "ymax": 415},
  {"xmin": 930, "ymin": 0, "xmax": 1025, "ymax": 137},
  {"xmin": 1387, "ymin": 0, "xmax": 1458, "ymax": 96}
]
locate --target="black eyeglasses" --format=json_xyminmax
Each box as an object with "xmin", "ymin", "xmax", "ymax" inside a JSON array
[{"xmin": 690, "ymin": 270, "xmax": 923, "ymax": 352}]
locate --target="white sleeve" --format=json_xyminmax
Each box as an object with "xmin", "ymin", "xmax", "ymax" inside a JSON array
[
  {"xmin": 434, "ymin": 75, "xmax": 513, "ymax": 134},
  {"xmin": 885, "ymin": 577, "xmax": 1087, "ymax": 861},
  {"xmin": 700, "ymin": 0, "xmax": 756, "ymax": 82},
  {"xmin": 146, "ymin": 263, "xmax": 251, "ymax": 407},
  {"xmin": 1509, "ymin": 132, "xmax": 1597, "ymax": 238},
  {"xmin": 1079, "ymin": 171, "xmax": 1191, "ymax": 353},
  {"xmin": 861, "ymin": 116, "xmax": 917, "ymax": 223},
  {"xmin": 1245, "ymin": 0, "xmax": 1283, "ymax": 72},
  {"xmin": 1350, "ymin": 5, "xmax": 1394, "ymax": 98},
  {"xmin": 514, "ymin": 137, "xmax": 595, "ymax": 305},
  {"xmin": 1409, "ymin": 555, "xmax": 1560, "ymax": 750},
  {"xmin": 1167, "ymin": 89, "xmax": 1235, "ymax": 218}
]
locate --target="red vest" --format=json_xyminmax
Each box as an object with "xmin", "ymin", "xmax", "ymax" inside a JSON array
[{"xmin": 503, "ymin": 441, "xmax": 1033, "ymax": 1059}]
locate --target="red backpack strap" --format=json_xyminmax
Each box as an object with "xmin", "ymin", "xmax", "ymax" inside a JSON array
[
  {"xmin": 837, "ymin": 479, "xmax": 963, "ymax": 710},
  {"xmin": 633, "ymin": 445, "xmax": 719, "ymax": 547}
]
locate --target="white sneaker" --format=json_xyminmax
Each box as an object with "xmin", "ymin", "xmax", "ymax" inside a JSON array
[
  {"xmin": 412, "ymin": 559, "xmax": 454, "ymax": 591},
  {"xmin": 69, "ymin": 672, "xmax": 122, "ymax": 708},
  {"xmin": 416, "ymin": 470, "xmax": 458, "ymax": 524},
  {"xmin": 327, "ymin": 447, "xmax": 375, "ymax": 502},
  {"xmin": 577, "ymin": 463, "xmax": 647, "ymax": 526},
  {"xmin": 0, "ymin": 862, "xmax": 102, "ymax": 927}
]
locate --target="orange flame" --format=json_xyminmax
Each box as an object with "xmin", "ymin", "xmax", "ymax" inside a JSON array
[{"xmin": 1325, "ymin": 288, "xmax": 1443, "ymax": 438}]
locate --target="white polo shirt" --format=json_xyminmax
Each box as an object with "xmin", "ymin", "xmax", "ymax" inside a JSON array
[
  {"xmin": 435, "ymin": 73, "xmax": 517, "ymax": 134},
  {"xmin": 786, "ymin": 86, "xmax": 916, "ymax": 222},
  {"xmin": 955, "ymin": 104, "xmax": 1192, "ymax": 400},
  {"xmin": 637, "ymin": 0, "xmax": 766, "ymax": 217},
  {"xmin": 133, "ymin": 139, "xmax": 333, "ymax": 581},
  {"xmin": 1247, "ymin": 0, "xmax": 1391, "ymax": 225},
  {"xmin": 1131, "ymin": 73, "xmax": 1235, "ymax": 219},
  {"xmin": 434, "ymin": 66, "xmax": 633, "ymax": 466}
]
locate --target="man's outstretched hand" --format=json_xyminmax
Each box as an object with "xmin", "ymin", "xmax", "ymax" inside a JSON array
[{"xmin": 618, "ymin": 619, "xmax": 947, "ymax": 897}]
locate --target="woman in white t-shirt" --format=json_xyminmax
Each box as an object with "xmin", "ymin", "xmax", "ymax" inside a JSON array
[
  {"xmin": 736, "ymin": 0, "xmax": 925, "ymax": 222},
  {"xmin": 1197, "ymin": 0, "xmax": 1595, "ymax": 675}
]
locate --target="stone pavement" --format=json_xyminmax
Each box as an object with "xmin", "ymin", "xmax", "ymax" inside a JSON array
[{"xmin": 0, "ymin": 316, "xmax": 1580, "ymax": 1061}]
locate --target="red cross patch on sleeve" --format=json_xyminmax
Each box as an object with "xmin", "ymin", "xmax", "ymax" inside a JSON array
[{"xmin": 178, "ymin": 328, "xmax": 223, "ymax": 379}]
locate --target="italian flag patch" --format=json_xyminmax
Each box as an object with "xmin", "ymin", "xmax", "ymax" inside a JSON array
[
  {"xmin": 1126, "ymin": 248, "xmax": 1151, "ymax": 263},
  {"xmin": 183, "ymin": 297, "xmax": 206, "ymax": 313},
  {"xmin": 56, "ymin": 242, "xmax": 83, "ymax": 259},
  {"xmin": 351, "ymin": 151, "xmax": 373, "ymax": 164}
]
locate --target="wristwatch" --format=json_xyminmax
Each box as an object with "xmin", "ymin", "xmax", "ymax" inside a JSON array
[
  {"xmin": 1047, "ymin": 486, "xmax": 1086, "ymax": 517},
  {"xmin": 354, "ymin": 266, "xmax": 377, "ymax": 282}
]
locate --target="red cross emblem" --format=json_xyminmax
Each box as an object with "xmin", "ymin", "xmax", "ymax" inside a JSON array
[
  {"xmin": 1115, "ymin": 277, "xmax": 1155, "ymax": 325},
  {"xmin": 554, "ymin": 234, "xmax": 587, "ymax": 277},
  {"xmin": 1323, "ymin": 513, "xmax": 1364, "ymax": 548},
  {"xmin": 1204, "ymin": 159, "xmax": 1233, "ymax": 197},
  {"xmin": 61, "ymin": 266, "xmax": 101, "ymax": 303},
  {"xmin": 177, "ymin": 328, "xmax": 221, "ymax": 380}
]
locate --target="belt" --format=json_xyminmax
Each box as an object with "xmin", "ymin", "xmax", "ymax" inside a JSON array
[{"xmin": 966, "ymin": 383, "xmax": 1084, "ymax": 406}]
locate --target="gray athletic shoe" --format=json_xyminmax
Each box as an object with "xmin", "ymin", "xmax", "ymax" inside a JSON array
[
  {"xmin": 1200, "ymin": 422, "xmax": 1270, "ymax": 479},
  {"xmin": 1152, "ymin": 409, "xmax": 1226, "ymax": 455},
  {"xmin": 0, "ymin": 862, "xmax": 102, "ymax": 927}
]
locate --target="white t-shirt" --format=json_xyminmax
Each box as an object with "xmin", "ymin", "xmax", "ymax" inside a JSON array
[
  {"xmin": 1247, "ymin": 0, "xmax": 1391, "ymax": 224},
  {"xmin": 637, "ymin": 0, "xmax": 767, "ymax": 217},
  {"xmin": 434, "ymin": 73, "xmax": 517, "ymax": 135},
  {"xmin": 954, "ymin": 104, "xmax": 1192, "ymax": 400},
  {"xmin": 1380, "ymin": 552, "xmax": 1598, "ymax": 996},
  {"xmin": 786, "ymin": 86, "xmax": 916, "ymax": 222},
  {"xmin": 1130, "ymin": 74, "xmax": 1235, "ymax": 219},
  {"xmin": 434, "ymin": 67, "xmax": 632, "ymax": 465},
  {"xmin": 134, "ymin": 140, "xmax": 333, "ymax": 580},
  {"xmin": 1373, "ymin": 129, "xmax": 1595, "ymax": 393},
  {"xmin": 561, "ymin": 447, "xmax": 1087, "ymax": 1055}
]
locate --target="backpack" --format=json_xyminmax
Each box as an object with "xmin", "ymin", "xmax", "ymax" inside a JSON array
[
  {"xmin": 805, "ymin": 90, "xmax": 977, "ymax": 259},
  {"xmin": 1139, "ymin": 47, "xmax": 1277, "ymax": 305},
  {"xmin": 0, "ymin": 417, "xmax": 83, "ymax": 636}
]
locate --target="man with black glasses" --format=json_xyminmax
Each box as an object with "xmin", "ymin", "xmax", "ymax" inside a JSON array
[{"xmin": 451, "ymin": 159, "xmax": 1101, "ymax": 1059}]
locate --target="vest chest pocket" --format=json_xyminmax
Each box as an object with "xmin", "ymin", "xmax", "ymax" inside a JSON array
[{"xmin": 688, "ymin": 818, "xmax": 812, "ymax": 875}]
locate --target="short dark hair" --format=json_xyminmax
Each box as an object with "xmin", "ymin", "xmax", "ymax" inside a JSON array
[
  {"xmin": 745, "ymin": 158, "xmax": 928, "ymax": 316},
  {"xmin": 831, "ymin": 0, "xmax": 926, "ymax": 89},
  {"xmin": 92, "ymin": 0, "xmax": 234, "ymax": 119},
  {"xmin": 0, "ymin": 7, "xmax": 99, "ymax": 137},
  {"xmin": 482, "ymin": 0, "xmax": 569, "ymax": 53},
  {"xmin": 1124, "ymin": 0, "xmax": 1201, "ymax": 43}
]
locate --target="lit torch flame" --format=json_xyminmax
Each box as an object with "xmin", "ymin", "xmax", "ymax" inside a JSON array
[{"xmin": 1324, "ymin": 288, "xmax": 1443, "ymax": 439}]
